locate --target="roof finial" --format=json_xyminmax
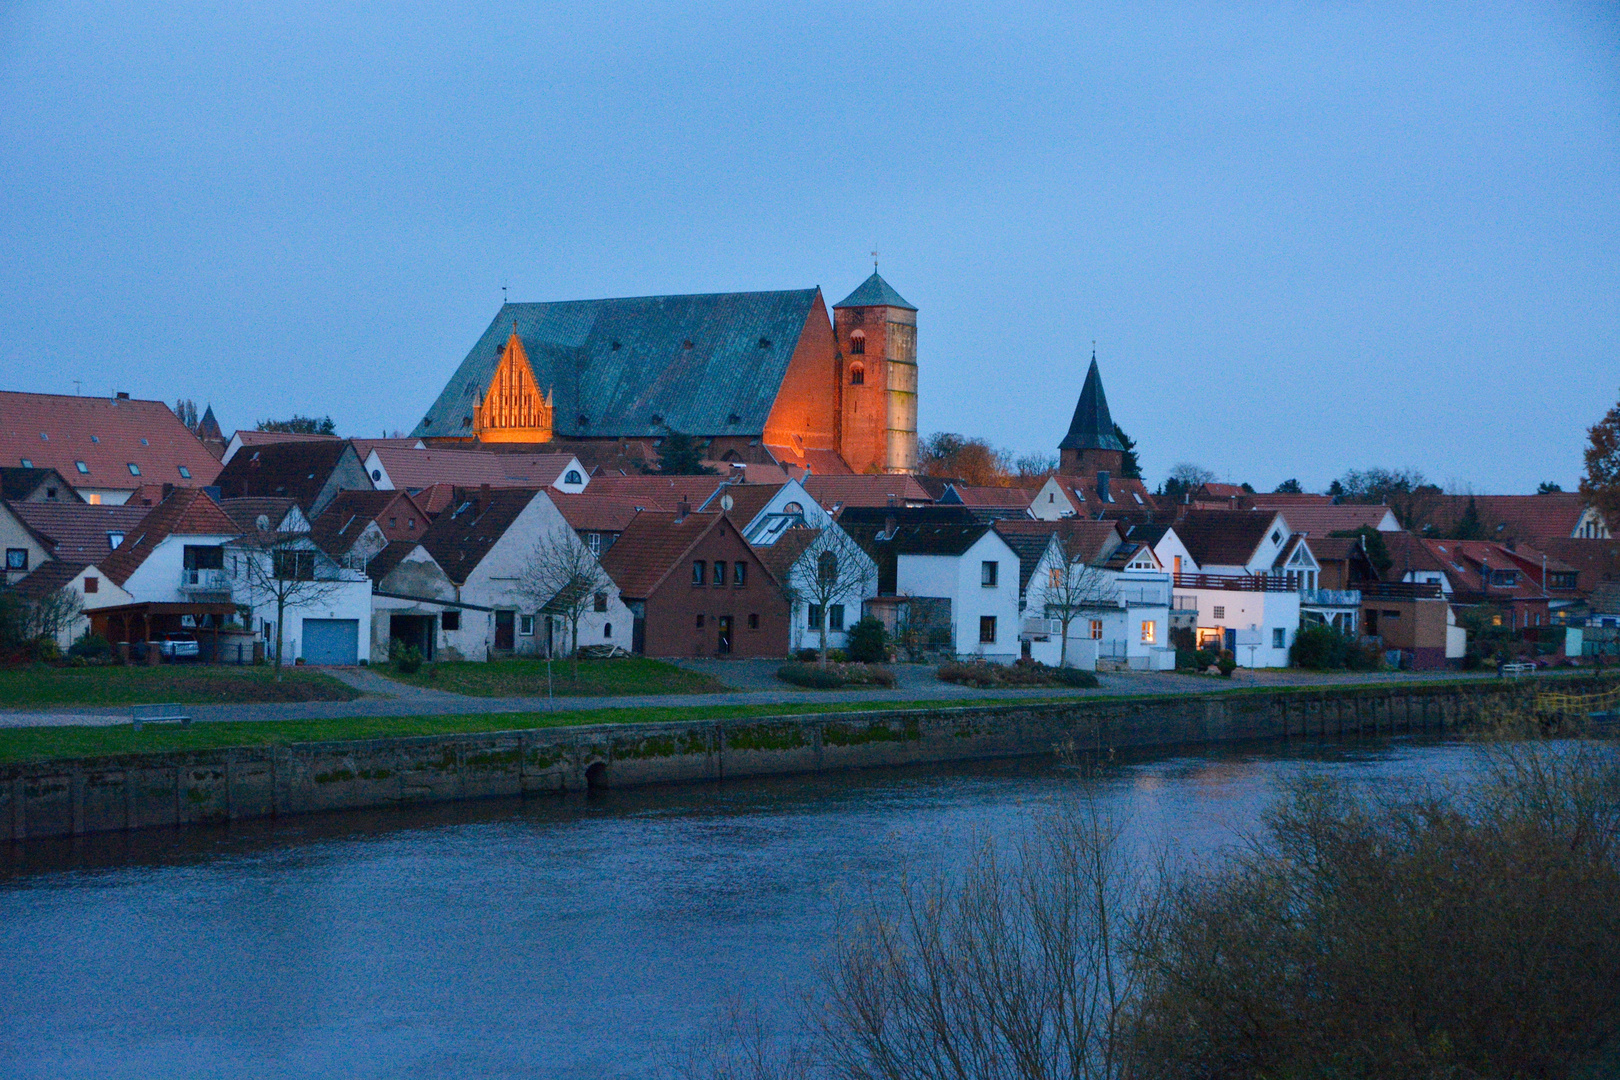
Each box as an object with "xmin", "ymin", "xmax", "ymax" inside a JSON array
[
  {"xmin": 1092, "ymin": 340, "xmax": 1097, "ymax": 362},
  {"xmin": 502, "ymin": 282, "xmax": 508, "ymax": 306},
  {"xmin": 871, "ymin": 250, "xmax": 879, "ymax": 270}
]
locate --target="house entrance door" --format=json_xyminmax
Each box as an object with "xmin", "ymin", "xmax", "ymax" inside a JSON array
[
  {"xmin": 495, "ymin": 610, "xmax": 515, "ymax": 651},
  {"xmin": 717, "ymin": 615, "xmax": 733, "ymax": 655}
]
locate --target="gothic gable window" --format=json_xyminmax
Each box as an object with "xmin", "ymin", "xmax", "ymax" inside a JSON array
[
  {"xmin": 849, "ymin": 362, "xmax": 865, "ymax": 386},
  {"xmin": 849, "ymin": 330, "xmax": 866, "ymax": 355}
]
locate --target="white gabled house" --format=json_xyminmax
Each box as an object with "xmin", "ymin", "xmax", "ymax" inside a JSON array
[
  {"xmin": 856, "ymin": 522, "xmax": 1024, "ymax": 664},
  {"xmin": 756, "ymin": 524, "xmax": 880, "ymax": 654},
  {"xmin": 416, "ymin": 486, "xmax": 633, "ymax": 659}
]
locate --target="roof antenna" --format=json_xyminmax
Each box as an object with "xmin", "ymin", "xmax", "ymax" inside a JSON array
[{"xmin": 72, "ymin": 379, "xmax": 81, "ymax": 396}]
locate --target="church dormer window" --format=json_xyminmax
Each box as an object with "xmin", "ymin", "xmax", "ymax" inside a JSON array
[
  {"xmin": 849, "ymin": 362, "xmax": 865, "ymax": 386},
  {"xmin": 849, "ymin": 331, "xmax": 866, "ymax": 355}
]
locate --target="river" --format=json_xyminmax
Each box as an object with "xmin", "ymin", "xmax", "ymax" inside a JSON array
[{"xmin": 0, "ymin": 736, "xmax": 1498, "ymax": 1079}]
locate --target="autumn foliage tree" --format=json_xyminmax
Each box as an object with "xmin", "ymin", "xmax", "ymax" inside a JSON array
[
  {"xmin": 1580, "ymin": 391, "xmax": 1620, "ymax": 529},
  {"xmin": 918, "ymin": 432, "xmax": 1014, "ymax": 486}
]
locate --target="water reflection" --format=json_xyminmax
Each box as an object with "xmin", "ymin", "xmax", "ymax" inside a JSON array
[{"xmin": 1, "ymin": 736, "xmax": 1483, "ymax": 1080}]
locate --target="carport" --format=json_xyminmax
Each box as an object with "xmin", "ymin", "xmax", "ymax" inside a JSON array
[{"xmin": 90, "ymin": 602, "xmax": 242, "ymax": 663}]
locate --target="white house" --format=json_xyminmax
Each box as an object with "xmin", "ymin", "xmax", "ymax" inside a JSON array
[
  {"xmin": 416, "ymin": 487, "xmax": 633, "ymax": 659},
  {"xmin": 364, "ymin": 543, "xmax": 487, "ymax": 663},
  {"xmin": 7, "ymin": 560, "xmax": 134, "ymax": 648},
  {"xmin": 757, "ymin": 525, "xmax": 879, "ymax": 654},
  {"xmin": 1151, "ymin": 511, "xmax": 1306, "ymax": 666},
  {"xmin": 709, "ymin": 479, "xmax": 834, "ymax": 546},
  {"xmin": 859, "ymin": 522, "xmax": 1024, "ymax": 664},
  {"xmin": 224, "ymin": 514, "xmax": 374, "ymax": 667}
]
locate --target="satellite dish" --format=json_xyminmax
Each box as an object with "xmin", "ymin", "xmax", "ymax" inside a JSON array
[
  {"xmin": 254, "ymin": 514, "xmax": 270, "ymax": 531},
  {"xmin": 720, "ymin": 494, "xmax": 734, "ymax": 512}
]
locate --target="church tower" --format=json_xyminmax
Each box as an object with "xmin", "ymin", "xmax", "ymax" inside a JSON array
[
  {"xmin": 832, "ymin": 271, "xmax": 918, "ymax": 474},
  {"xmin": 1058, "ymin": 356, "xmax": 1124, "ymax": 475}
]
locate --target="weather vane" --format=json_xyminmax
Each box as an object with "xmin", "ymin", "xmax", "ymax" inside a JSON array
[{"xmin": 871, "ymin": 250, "xmax": 879, "ymax": 270}]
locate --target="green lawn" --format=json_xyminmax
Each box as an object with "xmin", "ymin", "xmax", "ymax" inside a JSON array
[
  {"xmin": 0, "ymin": 664, "xmax": 361, "ymax": 707},
  {"xmin": 0, "ymin": 696, "xmax": 1074, "ymax": 764},
  {"xmin": 382, "ymin": 657, "xmax": 732, "ymax": 698}
]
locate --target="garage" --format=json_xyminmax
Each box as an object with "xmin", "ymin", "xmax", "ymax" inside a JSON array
[{"xmin": 302, "ymin": 618, "xmax": 359, "ymax": 666}]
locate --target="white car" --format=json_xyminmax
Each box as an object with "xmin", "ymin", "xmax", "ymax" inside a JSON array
[{"xmin": 159, "ymin": 633, "xmax": 200, "ymax": 660}]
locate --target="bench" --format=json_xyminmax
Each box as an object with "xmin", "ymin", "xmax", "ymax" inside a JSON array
[
  {"xmin": 131, "ymin": 703, "xmax": 191, "ymax": 731},
  {"xmin": 1500, "ymin": 662, "xmax": 1536, "ymax": 679}
]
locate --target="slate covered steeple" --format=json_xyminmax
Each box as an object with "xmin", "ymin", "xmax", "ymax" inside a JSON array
[{"xmin": 1058, "ymin": 355, "xmax": 1124, "ymax": 474}]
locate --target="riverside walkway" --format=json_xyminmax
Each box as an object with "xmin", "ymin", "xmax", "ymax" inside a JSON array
[{"xmin": 0, "ymin": 663, "xmax": 1506, "ymax": 729}]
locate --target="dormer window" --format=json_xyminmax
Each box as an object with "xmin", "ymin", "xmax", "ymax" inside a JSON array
[
  {"xmin": 90, "ymin": 435, "xmax": 99, "ymax": 443},
  {"xmin": 849, "ymin": 331, "xmax": 866, "ymax": 355},
  {"xmin": 783, "ymin": 501, "xmax": 803, "ymax": 515},
  {"xmin": 107, "ymin": 531, "xmax": 124, "ymax": 549},
  {"xmin": 564, "ymin": 470, "xmax": 583, "ymax": 484},
  {"xmin": 849, "ymin": 362, "xmax": 865, "ymax": 386}
]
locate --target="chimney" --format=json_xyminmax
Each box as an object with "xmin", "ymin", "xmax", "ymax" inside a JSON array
[
  {"xmin": 675, "ymin": 499, "xmax": 691, "ymax": 522},
  {"xmin": 730, "ymin": 462, "xmax": 747, "ymax": 482},
  {"xmin": 1096, "ymin": 470, "xmax": 1111, "ymax": 504},
  {"xmin": 115, "ymin": 391, "xmax": 129, "ymax": 400},
  {"xmin": 161, "ymin": 483, "xmax": 174, "ymax": 501}
]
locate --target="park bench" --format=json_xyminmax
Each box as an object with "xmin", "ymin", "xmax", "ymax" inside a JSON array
[
  {"xmin": 131, "ymin": 703, "xmax": 191, "ymax": 731},
  {"xmin": 1500, "ymin": 662, "xmax": 1536, "ymax": 679}
]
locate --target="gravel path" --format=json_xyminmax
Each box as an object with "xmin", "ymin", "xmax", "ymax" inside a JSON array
[{"xmin": 0, "ymin": 665, "xmax": 1507, "ymax": 729}]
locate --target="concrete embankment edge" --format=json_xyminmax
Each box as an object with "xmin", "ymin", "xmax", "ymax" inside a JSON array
[{"xmin": 0, "ymin": 681, "xmax": 1559, "ymax": 840}]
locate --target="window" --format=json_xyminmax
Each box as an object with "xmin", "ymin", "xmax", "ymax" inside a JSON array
[
  {"xmin": 19, "ymin": 458, "xmax": 30, "ymax": 468},
  {"xmin": 90, "ymin": 435, "xmax": 99, "ymax": 443},
  {"xmin": 5, "ymin": 549, "xmax": 26, "ymax": 571},
  {"xmin": 1382, "ymin": 609, "xmax": 1401, "ymax": 619},
  {"xmin": 75, "ymin": 461, "xmax": 88, "ymax": 474},
  {"xmin": 696, "ymin": 613, "xmax": 705, "ymax": 629},
  {"xmin": 594, "ymin": 591, "xmax": 608, "ymax": 612},
  {"xmin": 1213, "ymin": 605, "xmax": 1226, "ymax": 620},
  {"xmin": 713, "ymin": 561, "xmax": 726, "ymax": 586},
  {"xmin": 693, "ymin": 560, "xmax": 706, "ymax": 586},
  {"xmin": 408, "ymin": 518, "xmax": 416, "ymax": 529},
  {"xmin": 849, "ymin": 331, "xmax": 866, "ymax": 355},
  {"xmin": 564, "ymin": 470, "xmax": 583, "ymax": 484},
  {"xmin": 1271, "ymin": 530, "xmax": 1282, "ymax": 544},
  {"xmin": 1049, "ymin": 567, "xmax": 1061, "ymax": 588},
  {"xmin": 107, "ymin": 532, "xmax": 124, "ymax": 549},
  {"xmin": 748, "ymin": 613, "xmax": 759, "ymax": 630},
  {"xmin": 1272, "ymin": 627, "xmax": 1286, "ymax": 648},
  {"xmin": 849, "ymin": 362, "xmax": 865, "ymax": 385},
  {"xmin": 389, "ymin": 517, "xmax": 398, "ymax": 528},
  {"xmin": 372, "ymin": 469, "xmax": 383, "ymax": 482},
  {"xmin": 140, "ymin": 438, "xmax": 149, "ymax": 446},
  {"xmin": 442, "ymin": 611, "xmax": 461, "ymax": 631},
  {"xmin": 83, "ymin": 576, "xmax": 98, "ymax": 593},
  {"xmin": 585, "ymin": 532, "xmax": 601, "ymax": 555},
  {"xmin": 733, "ymin": 561, "xmax": 747, "ymax": 587},
  {"xmin": 519, "ymin": 615, "xmax": 535, "ymax": 636},
  {"xmin": 126, "ymin": 463, "xmax": 141, "ymax": 476},
  {"xmin": 981, "ymin": 561, "xmax": 998, "ymax": 587},
  {"xmin": 604, "ymin": 623, "xmax": 613, "ymax": 637},
  {"xmin": 1141, "ymin": 620, "xmax": 1157, "ymax": 644},
  {"xmin": 979, "ymin": 616, "xmax": 997, "ymax": 644},
  {"xmin": 271, "ymin": 549, "xmax": 315, "ymax": 581},
  {"xmin": 808, "ymin": 605, "xmax": 824, "ymax": 628},
  {"xmin": 829, "ymin": 604, "xmax": 845, "ymax": 631},
  {"xmin": 783, "ymin": 501, "xmax": 803, "ymax": 515},
  {"xmin": 178, "ymin": 466, "xmax": 191, "ymax": 479},
  {"xmin": 1492, "ymin": 570, "xmax": 1518, "ymax": 587},
  {"xmin": 1090, "ymin": 619, "xmax": 1103, "ymax": 640}
]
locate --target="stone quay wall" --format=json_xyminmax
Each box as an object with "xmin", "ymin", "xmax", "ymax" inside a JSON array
[{"xmin": 0, "ymin": 681, "xmax": 1554, "ymax": 841}]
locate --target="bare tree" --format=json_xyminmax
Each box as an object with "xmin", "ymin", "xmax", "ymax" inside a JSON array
[
  {"xmin": 516, "ymin": 524, "xmax": 613, "ymax": 676},
  {"xmin": 172, "ymin": 398, "xmax": 200, "ymax": 433},
  {"xmin": 230, "ymin": 528, "xmax": 352, "ymax": 677},
  {"xmin": 780, "ymin": 528, "xmax": 876, "ymax": 665},
  {"xmin": 1036, "ymin": 531, "xmax": 1120, "ymax": 668},
  {"xmin": 24, "ymin": 585, "xmax": 84, "ymax": 647}
]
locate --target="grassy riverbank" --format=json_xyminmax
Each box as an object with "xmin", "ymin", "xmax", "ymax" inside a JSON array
[
  {"xmin": 0, "ymin": 664, "xmax": 360, "ymax": 706},
  {"xmin": 381, "ymin": 657, "xmax": 732, "ymax": 697}
]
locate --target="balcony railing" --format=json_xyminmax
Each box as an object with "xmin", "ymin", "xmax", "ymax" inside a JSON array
[
  {"xmin": 180, "ymin": 568, "xmax": 229, "ymax": 592},
  {"xmin": 1117, "ymin": 583, "xmax": 1171, "ymax": 606},
  {"xmin": 1301, "ymin": 588, "xmax": 1362, "ymax": 608},
  {"xmin": 1359, "ymin": 581, "xmax": 1443, "ymax": 600},
  {"xmin": 1173, "ymin": 572, "xmax": 1300, "ymax": 593}
]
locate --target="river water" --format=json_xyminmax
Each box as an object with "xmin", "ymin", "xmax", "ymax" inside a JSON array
[{"xmin": 0, "ymin": 736, "xmax": 1499, "ymax": 1079}]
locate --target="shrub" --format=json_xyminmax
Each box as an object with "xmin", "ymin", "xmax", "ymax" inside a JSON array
[
  {"xmin": 938, "ymin": 659, "xmax": 1098, "ymax": 689},
  {"xmin": 793, "ymin": 647, "xmax": 820, "ymax": 663},
  {"xmin": 1194, "ymin": 648, "xmax": 1217, "ymax": 669},
  {"xmin": 845, "ymin": 616, "xmax": 888, "ymax": 663},
  {"xmin": 68, "ymin": 632, "xmax": 111, "ymax": 661},
  {"xmin": 390, "ymin": 642, "xmax": 423, "ymax": 674},
  {"xmin": 1051, "ymin": 666, "xmax": 1100, "ymax": 688},
  {"xmin": 1290, "ymin": 623, "xmax": 1351, "ymax": 669},
  {"xmin": 31, "ymin": 636, "xmax": 60, "ymax": 662},
  {"xmin": 1175, "ymin": 648, "xmax": 1197, "ymax": 670},
  {"xmin": 1217, "ymin": 656, "xmax": 1237, "ymax": 677},
  {"xmin": 776, "ymin": 662, "xmax": 845, "ymax": 689}
]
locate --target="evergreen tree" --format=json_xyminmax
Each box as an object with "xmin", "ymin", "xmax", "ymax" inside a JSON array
[
  {"xmin": 649, "ymin": 430, "xmax": 717, "ymax": 475},
  {"xmin": 1451, "ymin": 496, "xmax": 1485, "ymax": 540},
  {"xmin": 1113, "ymin": 423, "xmax": 1141, "ymax": 479},
  {"xmin": 256, "ymin": 415, "xmax": 336, "ymax": 435},
  {"xmin": 1274, "ymin": 478, "xmax": 1304, "ymax": 494}
]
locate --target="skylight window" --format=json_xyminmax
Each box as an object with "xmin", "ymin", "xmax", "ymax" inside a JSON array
[
  {"xmin": 90, "ymin": 435, "xmax": 100, "ymax": 443},
  {"xmin": 178, "ymin": 466, "xmax": 191, "ymax": 479},
  {"xmin": 140, "ymin": 438, "xmax": 149, "ymax": 446},
  {"xmin": 127, "ymin": 463, "xmax": 141, "ymax": 476},
  {"xmin": 75, "ymin": 461, "xmax": 88, "ymax": 474},
  {"xmin": 19, "ymin": 458, "xmax": 30, "ymax": 468}
]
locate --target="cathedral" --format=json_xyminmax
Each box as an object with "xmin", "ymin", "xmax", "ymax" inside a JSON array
[{"xmin": 411, "ymin": 272, "xmax": 920, "ymax": 475}]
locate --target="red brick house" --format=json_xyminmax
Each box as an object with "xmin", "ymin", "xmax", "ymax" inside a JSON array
[{"xmin": 599, "ymin": 509, "xmax": 789, "ymax": 658}]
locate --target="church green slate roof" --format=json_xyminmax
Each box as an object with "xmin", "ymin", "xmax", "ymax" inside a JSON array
[
  {"xmin": 412, "ymin": 289, "xmax": 821, "ymax": 441},
  {"xmin": 1058, "ymin": 359, "xmax": 1125, "ymax": 452},
  {"xmin": 833, "ymin": 272, "xmax": 916, "ymax": 311}
]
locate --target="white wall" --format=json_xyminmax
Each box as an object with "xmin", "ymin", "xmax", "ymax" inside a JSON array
[
  {"xmin": 227, "ymin": 537, "xmax": 373, "ymax": 664},
  {"xmin": 1180, "ymin": 587, "xmax": 1301, "ymax": 668},
  {"xmin": 781, "ymin": 529, "xmax": 879, "ymax": 654},
  {"xmin": 897, "ymin": 532, "xmax": 1022, "ymax": 663},
  {"xmin": 120, "ymin": 532, "xmax": 239, "ymax": 603},
  {"xmin": 0, "ymin": 506, "xmax": 53, "ymax": 586}
]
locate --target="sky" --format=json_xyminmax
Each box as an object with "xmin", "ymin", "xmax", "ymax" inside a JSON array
[{"xmin": 1, "ymin": 1, "xmax": 1617, "ymax": 494}]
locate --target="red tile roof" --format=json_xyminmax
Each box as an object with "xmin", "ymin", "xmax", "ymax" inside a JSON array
[
  {"xmin": 698, "ymin": 482, "xmax": 784, "ymax": 525},
  {"xmin": 802, "ymin": 473, "xmax": 934, "ymax": 509},
  {"xmin": 0, "ymin": 391, "xmax": 222, "ymax": 493},
  {"xmin": 101, "ymin": 489, "xmax": 242, "ymax": 585},
  {"xmin": 549, "ymin": 492, "xmax": 649, "ymax": 533},
  {"xmin": 369, "ymin": 446, "xmax": 579, "ymax": 490},
  {"xmin": 9, "ymin": 501, "xmax": 152, "ymax": 564},
  {"xmin": 598, "ymin": 510, "xmax": 724, "ymax": 598},
  {"xmin": 1417, "ymin": 493, "xmax": 1600, "ymax": 544},
  {"xmin": 1535, "ymin": 538, "xmax": 1620, "ymax": 593},
  {"xmin": 949, "ymin": 484, "xmax": 1036, "ymax": 510},
  {"xmin": 416, "ymin": 488, "xmax": 540, "ymax": 585},
  {"xmin": 1270, "ymin": 505, "xmax": 1398, "ymax": 536},
  {"xmin": 582, "ymin": 474, "xmax": 729, "ymax": 507},
  {"xmin": 1172, "ymin": 510, "xmax": 1283, "ymax": 568},
  {"xmin": 214, "ymin": 441, "xmax": 360, "ymax": 508},
  {"xmin": 764, "ymin": 444, "xmax": 854, "ymax": 475}
]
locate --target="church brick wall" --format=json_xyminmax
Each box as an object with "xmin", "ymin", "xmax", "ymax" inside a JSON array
[{"xmin": 762, "ymin": 293, "xmax": 842, "ymax": 460}]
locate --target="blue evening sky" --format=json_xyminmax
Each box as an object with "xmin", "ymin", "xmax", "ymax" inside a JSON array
[{"xmin": 2, "ymin": 1, "xmax": 1616, "ymax": 492}]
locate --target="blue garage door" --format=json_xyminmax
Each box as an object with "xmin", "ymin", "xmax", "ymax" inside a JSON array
[{"xmin": 302, "ymin": 619, "xmax": 359, "ymax": 665}]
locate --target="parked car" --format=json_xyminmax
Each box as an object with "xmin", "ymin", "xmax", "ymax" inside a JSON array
[{"xmin": 159, "ymin": 633, "xmax": 200, "ymax": 660}]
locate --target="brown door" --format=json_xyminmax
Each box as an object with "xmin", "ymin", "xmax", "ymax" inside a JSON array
[
  {"xmin": 495, "ymin": 610, "xmax": 515, "ymax": 651},
  {"xmin": 717, "ymin": 615, "xmax": 733, "ymax": 655}
]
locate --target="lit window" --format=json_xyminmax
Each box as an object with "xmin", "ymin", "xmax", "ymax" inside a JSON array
[
  {"xmin": 75, "ymin": 461, "xmax": 88, "ymax": 474},
  {"xmin": 1141, "ymin": 621, "xmax": 1156, "ymax": 644},
  {"xmin": 178, "ymin": 466, "xmax": 191, "ymax": 479},
  {"xmin": 979, "ymin": 616, "xmax": 997, "ymax": 644},
  {"xmin": 1090, "ymin": 619, "xmax": 1103, "ymax": 640},
  {"xmin": 981, "ymin": 561, "xmax": 998, "ymax": 587},
  {"xmin": 127, "ymin": 463, "xmax": 141, "ymax": 476},
  {"xmin": 1049, "ymin": 567, "xmax": 1061, "ymax": 587},
  {"xmin": 519, "ymin": 614, "xmax": 534, "ymax": 636}
]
